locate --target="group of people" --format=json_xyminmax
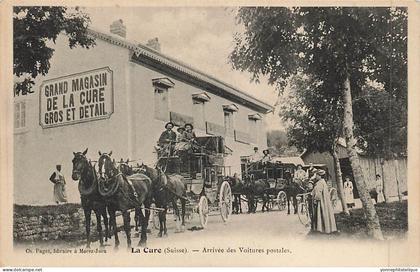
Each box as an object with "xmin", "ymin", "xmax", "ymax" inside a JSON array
[
  {"xmin": 291, "ymin": 163, "xmax": 337, "ymax": 234},
  {"xmin": 343, "ymin": 174, "xmax": 385, "ymax": 208},
  {"xmin": 157, "ymin": 121, "xmax": 197, "ymax": 157},
  {"xmin": 249, "ymin": 146, "xmax": 272, "ymax": 165}
]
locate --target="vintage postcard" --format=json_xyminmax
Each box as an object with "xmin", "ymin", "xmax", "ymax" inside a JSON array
[{"xmin": 1, "ymin": 0, "xmax": 419, "ymax": 267}]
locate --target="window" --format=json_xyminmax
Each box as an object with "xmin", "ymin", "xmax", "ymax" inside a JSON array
[
  {"xmin": 154, "ymin": 87, "xmax": 169, "ymax": 121},
  {"xmin": 152, "ymin": 78, "xmax": 175, "ymax": 121},
  {"xmin": 14, "ymin": 101, "xmax": 26, "ymax": 129},
  {"xmin": 222, "ymin": 104, "xmax": 238, "ymax": 136},
  {"xmin": 248, "ymin": 113, "xmax": 262, "ymax": 144},
  {"xmin": 224, "ymin": 111, "xmax": 233, "ymax": 135},
  {"xmin": 192, "ymin": 92, "xmax": 210, "ymax": 130}
]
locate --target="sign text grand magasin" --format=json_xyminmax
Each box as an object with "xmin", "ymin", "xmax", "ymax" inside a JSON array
[{"xmin": 39, "ymin": 67, "xmax": 114, "ymax": 128}]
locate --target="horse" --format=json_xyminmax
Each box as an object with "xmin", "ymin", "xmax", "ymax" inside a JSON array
[
  {"xmin": 71, "ymin": 148, "xmax": 110, "ymax": 248},
  {"xmin": 243, "ymin": 174, "xmax": 270, "ymax": 213},
  {"xmin": 97, "ymin": 151, "xmax": 162, "ymax": 248},
  {"xmin": 282, "ymin": 171, "xmax": 306, "ymax": 214},
  {"xmin": 118, "ymin": 159, "xmax": 142, "ymax": 232},
  {"xmin": 226, "ymin": 175, "xmax": 244, "ymax": 214},
  {"xmin": 139, "ymin": 163, "xmax": 187, "ymax": 236}
]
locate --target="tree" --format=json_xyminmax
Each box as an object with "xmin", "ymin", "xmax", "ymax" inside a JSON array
[
  {"xmin": 280, "ymin": 74, "xmax": 349, "ymax": 214},
  {"xmin": 14, "ymin": 6, "xmax": 95, "ymax": 96},
  {"xmin": 230, "ymin": 7, "xmax": 407, "ymax": 239}
]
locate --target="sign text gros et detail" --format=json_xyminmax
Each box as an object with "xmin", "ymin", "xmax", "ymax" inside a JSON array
[{"xmin": 40, "ymin": 68, "xmax": 113, "ymax": 128}]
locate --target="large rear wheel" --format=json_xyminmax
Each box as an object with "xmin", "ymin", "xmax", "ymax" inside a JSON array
[
  {"xmin": 219, "ymin": 181, "xmax": 232, "ymax": 222},
  {"xmin": 198, "ymin": 196, "xmax": 209, "ymax": 228},
  {"xmin": 297, "ymin": 202, "xmax": 311, "ymax": 228}
]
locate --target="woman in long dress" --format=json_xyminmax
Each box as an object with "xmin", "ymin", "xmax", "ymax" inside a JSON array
[
  {"xmin": 311, "ymin": 169, "xmax": 337, "ymax": 234},
  {"xmin": 49, "ymin": 165, "xmax": 67, "ymax": 204},
  {"xmin": 375, "ymin": 174, "xmax": 385, "ymax": 204},
  {"xmin": 343, "ymin": 176, "xmax": 355, "ymax": 208}
]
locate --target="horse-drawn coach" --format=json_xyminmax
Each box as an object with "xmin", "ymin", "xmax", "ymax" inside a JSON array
[{"xmin": 152, "ymin": 135, "xmax": 233, "ymax": 229}]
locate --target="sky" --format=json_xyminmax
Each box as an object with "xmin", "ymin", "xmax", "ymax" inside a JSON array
[{"xmin": 85, "ymin": 6, "xmax": 284, "ymax": 131}]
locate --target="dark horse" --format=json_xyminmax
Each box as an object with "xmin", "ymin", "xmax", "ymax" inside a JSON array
[
  {"xmin": 243, "ymin": 174, "xmax": 270, "ymax": 213},
  {"xmin": 98, "ymin": 151, "xmax": 161, "ymax": 248},
  {"xmin": 71, "ymin": 148, "xmax": 110, "ymax": 248},
  {"xmin": 118, "ymin": 159, "xmax": 142, "ymax": 232},
  {"xmin": 282, "ymin": 171, "xmax": 305, "ymax": 214},
  {"xmin": 139, "ymin": 163, "xmax": 187, "ymax": 236}
]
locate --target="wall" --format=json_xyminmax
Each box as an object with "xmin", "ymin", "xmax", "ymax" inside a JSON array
[
  {"xmin": 302, "ymin": 150, "xmax": 408, "ymax": 200},
  {"xmin": 129, "ymin": 61, "xmax": 268, "ymax": 175},
  {"xmin": 14, "ymin": 32, "xmax": 270, "ymax": 205},
  {"xmin": 13, "ymin": 204, "xmax": 91, "ymax": 242},
  {"xmin": 14, "ymin": 35, "xmax": 131, "ymax": 204}
]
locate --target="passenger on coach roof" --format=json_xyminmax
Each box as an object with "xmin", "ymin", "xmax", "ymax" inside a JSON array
[{"xmin": 158, "ymin": 122, "xmax": 176, "ymax": 157}]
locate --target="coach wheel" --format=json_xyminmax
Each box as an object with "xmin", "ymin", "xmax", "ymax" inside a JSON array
[
  {"xmin": 297, "ymin": 202, "xmax": 311, "ymax": 228},
  {"xmin": 219, "ymin": 181, "xmax": 232, "ymax": 222},
  {"xmin": 276, "ymin": 191, "xmax": 287, "ymax": 211},
  {"xmin": 198, "ymin": 196, "xmax": 209, "ymax": 228}
]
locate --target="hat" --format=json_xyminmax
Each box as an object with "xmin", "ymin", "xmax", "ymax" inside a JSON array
[
  {"xmin": 254, "ymin": 147, "xmax": 259, "ymax": 150},
  {"xmin": 177, "ymin": 127, "xmax": 185, "ymax": 132},
  {"xmin": 316, "ymin": 169, "xmax": 326, "ymax": 176},
  {"xmin": 165, "ymin": 122, "xmax": 174, "ymax": 129},
  {"xmin": 184, "ymin": 123, "xmax": 194, "ymax": 129},
  {"xmin": 263, "ymin": 149, "xmax": 270, "ymax": 154}
]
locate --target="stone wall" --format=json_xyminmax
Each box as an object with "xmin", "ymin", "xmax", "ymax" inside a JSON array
[{"xmin": 13, "ymin": 203, "xmax": 98, "ymax": 242}]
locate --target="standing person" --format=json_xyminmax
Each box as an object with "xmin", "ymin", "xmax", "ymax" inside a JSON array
[
  {"xmin": 49, "ymin": 165, "xmax": 67, "ymax": 204},
  {"xmin": 261, "ymin": 149, "xmax": 272, "ymax": 165},
  {"xmin": 375, "ymin": 174, "xmax": 385, "ymax": 204},
  {"xmin": 306, "ymin": 163, "xmax": 317, "ymax": 180},
  {"xmin": 158, "ymin": 122, "xmax": 176, "ymax": 156},
  {"xmin": 249, "ymin": 147, "xmax": 262, "ymax": 163},
  {"xmin": 293, "ymin": 164, "xmax": 308, "ymax": 188},
  {"xmin": 311, "ymin": 169, "xmax": 337, "ymax": 234},
  {"xmin": 343, "ymin": 176, "xmax": 355, "ymax": 208}
]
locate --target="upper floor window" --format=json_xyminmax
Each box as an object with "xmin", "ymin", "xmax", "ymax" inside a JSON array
[
  {"xmin": 248, "ymin": 113, "xmax": 262, "ymax": 143},
  {"xmin": 14, "ymin": 101, "xmax": 26, "ymax": 129},
  {"xmin": 192, "ymin": 92, "xmax": 211, "ymax": 130},
  {"xmin": 222, "ymin": 104, "xmax": 238, "ymax": 136},
  {"xmin": 152, "ymin": 78, "xmax": 175, "ymax": 121}
]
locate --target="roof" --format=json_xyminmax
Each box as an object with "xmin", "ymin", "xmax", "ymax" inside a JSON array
[
  {"xmin": 272, "ymin": 156, "xmax": 305, "ymax": 166},
  {"xmin": 87, "ymin": 28, "xmax": 273, "ymax": 113}
]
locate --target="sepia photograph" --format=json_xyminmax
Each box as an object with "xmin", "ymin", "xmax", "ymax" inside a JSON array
[{"xmin": 1, "ymin": 1, "xmax": 419, "ymax": 268}]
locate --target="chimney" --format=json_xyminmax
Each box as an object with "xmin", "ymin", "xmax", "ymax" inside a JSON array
[
  {"xmin": 145, "ymin": 38, "xmax": 161, "ymax": 52},
  {"xmin": 110, "ymin": 19, "xmax": 126, "ymax": 38}
]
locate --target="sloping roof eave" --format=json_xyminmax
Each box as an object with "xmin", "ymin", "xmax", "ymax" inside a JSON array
[{"xmin": 87, "ymin": 28, "xmax": 273, "ymax": 113}]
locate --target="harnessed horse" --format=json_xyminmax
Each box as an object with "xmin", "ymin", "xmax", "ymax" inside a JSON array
[
  {"xmin": 71, "ymin": 148, "xmax": 110, "ymax": 248},
  {"xmin": 139, "ymin": 163, "xmax": 187, "ymax": 236},
  {"xmin": 98, "ymin": 151, "xmax": 161, "ymax": 248}
]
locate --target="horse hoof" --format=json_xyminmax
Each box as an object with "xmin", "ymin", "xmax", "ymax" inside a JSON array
[
  {"xmin": 158, "ymin": 232, "xmax": 162, "ymax": 238},
  {"xmin": 138, "ymin": 241, "xmax": 147, "ymax": 247},
  {"xmin": 164, "ymin": 233, "xmax": 168, "ymax": 237}
]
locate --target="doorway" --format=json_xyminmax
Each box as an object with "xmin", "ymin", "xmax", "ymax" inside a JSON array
[{"xmin": 339, "ymin": 158, "xmax": 360, "ymax": 199}]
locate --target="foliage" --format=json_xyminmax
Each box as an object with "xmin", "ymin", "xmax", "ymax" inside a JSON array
[
  {"xmin": 230, "ymin": 7, "xmax": 407, "ymax": 157},
  {"xmin": 266, "ymin": 130, "xmax": 300, "ymax": 156},
  {"xmin": 14, "ymin": 6, "xmax": 95, "ymax": 96}
]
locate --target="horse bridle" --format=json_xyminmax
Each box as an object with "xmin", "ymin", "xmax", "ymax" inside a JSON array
[
  {"xmin": 72, "ymin": 152, "xmax": 89, "ymax": 178},
  {"xmin": 98, "ymin": 153, "xmax": 123, "ymax": 183}
]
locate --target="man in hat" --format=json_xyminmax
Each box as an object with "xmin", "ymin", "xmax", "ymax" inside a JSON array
[
  {"xmin": 293, "ymin": 164, "xmax": 308, "ymax": 188},
  {"xmin": 311, "ymin": 169, "xmax": 337, "ymax": 234},
  {"xmin": 249, "ymin": 147, "xmax": 262, "ymax": 163},
  {"xmin": 49, "ymin": 165, "xmax": 67, "ymax": 204},
  {"xmin": 158, "ymin": 122, "xmax": 176, "ymax": 156},
  {"xmin": 261, "ymin": 149, "xmax": 272, "ymax": 165}
]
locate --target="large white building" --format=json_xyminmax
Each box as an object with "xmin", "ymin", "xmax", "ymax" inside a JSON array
[{"xmin": 14, "ymin": 20, "xmax": 273, "ymax": 205}]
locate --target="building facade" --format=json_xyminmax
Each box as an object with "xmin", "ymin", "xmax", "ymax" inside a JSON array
[{"xmin": 14, "ymin": 22, "xmax": 272, "ymax": 205}]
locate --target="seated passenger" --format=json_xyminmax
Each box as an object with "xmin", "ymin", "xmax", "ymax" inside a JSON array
[
  {"xmin": 157, "ymin": 122, "xmax": 176, "ymax": 157},
  {"xmin": 261, "ymin": 149, "xmax": 272, "ymax": 165}
]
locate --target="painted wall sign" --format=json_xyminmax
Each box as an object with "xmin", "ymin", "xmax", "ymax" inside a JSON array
[{"xmin": 39, "ymin": 67, "xmax": 114, "ymax": 128}]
